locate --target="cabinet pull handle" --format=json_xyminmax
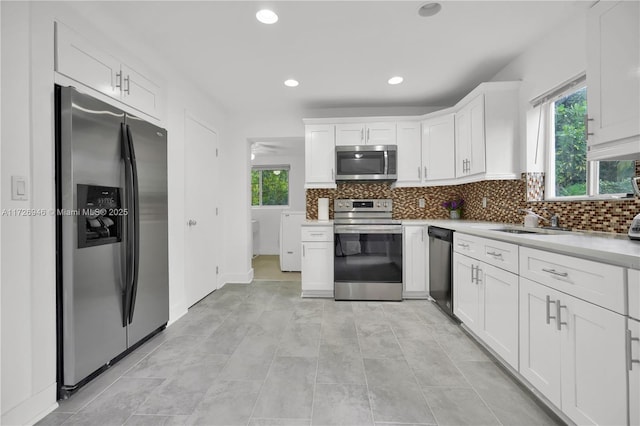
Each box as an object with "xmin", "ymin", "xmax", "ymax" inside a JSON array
[
  {"xmin": 545, "ymin": 295, "xmax": 556, "ymax": 325},
  {"xmin": 487, "ymin": 251, "xmax": 503, "ymax": 258},
  {"xmin": 585, "ymin": 116, "xmax": 594, "ymax": 137},
  {"xmin": 627, "ymin": 329, "xmax": 640, "ymax": 371},
  {"xmin": 424, "ymin": 167, "xmax": 427, "ymax": 179},
  {"xmin": 471, "ymin": 265, "xmax": 476, "ymax": 283},
  {"xmin": 542, "ymin": 268, "xmax": 568, "ymax": 278},
  {"xmin": 418, "ymin": 167, "xmax": 421, "ymax": 179},
  {"xmin": 287, "ymin": 251, "xmax": 294, "ymax": 254},
  {"xmin": 475, "ymin": 266, "xmax": 482, "ymax": 284},
  {"xmin": 116, "ymin": 72, "xmax": 122, "ymax": 90},
  {"xmin": 310, "ymin": 233, "xmax": 323, "ymax": 236},
  {"xmin": 302, "ymin": 245, "xmax": 305, "ymax": 257},
  {"xmin": 361, "ymin": 128, "xmax": 364, "ymax": 142},
  {"xmin": 421, "ymin": 228, "xmax": 424, "ymax": 242},
  {"xmin": 124, "ymin": 75, "xmax": 131, "ymax": 95},
  {"xmin": 457, "ymin": 243, "xmax": 469, "ymax": 249},
  {"xmin": 367, "ymin": 128, "xmax": 370, "ymax": 142},
  {"xmin": 556, "ymin": 301, "xmax": 567, "ymax": 331}
]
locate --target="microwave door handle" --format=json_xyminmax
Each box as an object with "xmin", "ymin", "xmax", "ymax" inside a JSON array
[{"xmin": 384, "ymin": 150, "xmax": 389, "ymax": 175}]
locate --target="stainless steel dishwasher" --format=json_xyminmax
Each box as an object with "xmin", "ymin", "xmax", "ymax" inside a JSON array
[{"xmin": 428, "ymin": 226, "xmax": 456, "ymax": 319}]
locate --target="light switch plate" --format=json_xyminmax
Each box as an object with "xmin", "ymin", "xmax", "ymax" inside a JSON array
[
  {"xmin": 418, "ymin": 198, "xmax": 425, "ymax": 208},
  {"xmin": 11, "ymin": 176, "xmax": 28, "ymax": 201}
]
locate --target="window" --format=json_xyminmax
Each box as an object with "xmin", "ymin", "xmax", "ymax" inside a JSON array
[
  {"xmin": 545, "ymin": 84, "xmax": 634, "ymax": 198},
  {"xmin": 251, "ymin": 166, "xmax": 289, "ymax": 206}
]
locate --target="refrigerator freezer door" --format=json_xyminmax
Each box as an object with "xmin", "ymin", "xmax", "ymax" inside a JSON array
[
  {"xmin": 58, "ymin": 87, "xmax": 128, "ymax": 386},
  {"xmin": 124, "ymin": 114, "xmax": 169, "ymax": 346}
]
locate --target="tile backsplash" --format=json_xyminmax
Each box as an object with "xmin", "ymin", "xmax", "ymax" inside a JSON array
[{"xmin": 306, "ymin": 165, "xmax": 640, "ymax": 234}]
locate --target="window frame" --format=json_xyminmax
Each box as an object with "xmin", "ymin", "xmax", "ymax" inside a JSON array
[
  {"xmin": 543, "ymin": 81, "xmax": 633, "ymax": 201},
  {"xmin": 251, "ymin": 165, "xmax": 290, "ymax": 208}
]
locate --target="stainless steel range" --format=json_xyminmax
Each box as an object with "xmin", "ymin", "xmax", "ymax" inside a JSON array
[{"xmin": 334, "ymin": 199, "xmax": 403, "ymax": 301}]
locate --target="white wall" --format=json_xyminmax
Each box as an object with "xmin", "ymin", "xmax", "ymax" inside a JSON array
[
  {"xmin": 251, "ymin": 143, "xmax": 305, "ymax": 255},
  {"xmin": 0, "ymin": 2, "xmax": 233, "ymax": 424},
  {"xmin": 490, "ymin": 11, "xmax": 587, "ymax": 172}
]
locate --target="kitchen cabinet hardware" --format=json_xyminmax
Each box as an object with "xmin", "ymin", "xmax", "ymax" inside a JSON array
[
  {"xmin": 627, "ymin": 329, "xmax": 640, "ymax": 371},
  {"xmin": 487, "ymin": 251, "xmax": 503, "ymax": 258},
  {"xmin": 457, "ymin": 242, "xmax": 470, "ymax": 249},
  {"xmin": 471, "ymin": 264, "xmax": 476, "ymax": 283},
  {"xmin": 367, "ymin": 128, "xmax": 370, "ymax": 142},
  {"xmin": 116, "ymin": 72, "xmax": 122, "ymax": 90},
  {"xmin": 424, "ymin": 167, "xmax": 427, "ymax": 179},
  {"xmin": 417, "ymin": 167, "xmax": 421, "ymax": 179},
  {"xmin": 545, "ymin": 295, "xmax": 557, "ymax": 325},
  {"xmin": 585, "ymin": 116, "xmax": 594, "ymax": 137},
  {"xmin": 310, "ymin": 233, "xmax": 323, "ymax": 236},
  {"xmin": 124, "ymin": 75, "xmax": 130, "ymax": 95},
  {"xmin": 556, "ymin": 301, "xmax": 567, "ymax": 330},
  {"xmin": 360, "ymin": 128, "xmax": 364, "ymax": 142},
  {"xmin": 475, "ymin": 265, "xmax": 482, "ymax": 284},
  {"xmin": 542, "ymin": 268, "xmax": 568, "ymax": 277}
]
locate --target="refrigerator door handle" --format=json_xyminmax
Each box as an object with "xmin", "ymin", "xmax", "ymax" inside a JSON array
[
  {"xmin": 126, "ymin": 124, "xmax": 140, "ymax": 324},
  {"xmin": 121, "ymin": 123, "xmax": 134, "ymax": 327}
]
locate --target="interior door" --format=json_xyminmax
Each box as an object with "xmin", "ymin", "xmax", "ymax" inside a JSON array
[{"xmin": 185, "ymin": 115, "xmax": 219, "ymax": 307}]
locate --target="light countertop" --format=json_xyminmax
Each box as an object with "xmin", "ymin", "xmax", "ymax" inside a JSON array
[
  {"xmin": 403, "ymin": 219, "xmax": 640, "ymax": 269},
  {"xmin": 302, "ymin": 220, "xmax": 333, "ymax": 226}
]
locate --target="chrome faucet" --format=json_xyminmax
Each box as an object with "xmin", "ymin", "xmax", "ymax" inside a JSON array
[{"xmin": 543, "ymin": 208, "xmax": 560, "ymax": 228}]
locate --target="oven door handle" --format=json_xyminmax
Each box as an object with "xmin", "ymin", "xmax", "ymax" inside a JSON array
[{"xmin": 334, "ymin": 225, "xmax": 403, "ymax": 234}]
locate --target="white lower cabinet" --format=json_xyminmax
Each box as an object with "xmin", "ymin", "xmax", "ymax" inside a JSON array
[
  {"xmin": 479, "ymin": 262, "xmax": 519, "ymax": 368},
  {"xmin": 519, "ymin": 277, "xmax": 627, "ymax": 426},
  {"xmin": 403, "ymin": 225, "xmax": 429, "ymax": 298},
  {"xmin": 453, "ymin": 252, "xmax": 480, "ymax": 329},
  {"xmin": 301, "ymin": 225, "xmax": 334, "ymax": 297},
  {"xmin": 630, "ymin": 318, "xmax": 640, "ymax": 426}
]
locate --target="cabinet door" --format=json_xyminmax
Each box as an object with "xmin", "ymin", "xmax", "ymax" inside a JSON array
[
  {"xmin": 519, "ymin": 277, "xmax": 562, "ymax": 407},
  {"xmin": 121, "ymin": 64, "xmax": 161, "ymax": 119},
  {"xmin": 55, "ymin": 22, "xmax": 121, "ymax": 100},
  {"xmin": 305, "ymin": 125, "xmax": 336, "ymax": 187},
  {"xmin": 423, "ymin": 114, "xmax": 456, "ymax": 182},
  {"xmin": 335, "ymin": 123, "xmax": 365, "ymax": 146},
  {"xmin": 453, "ymin": 253, "xmax": 480, "ymax": 332},
  {"xmin": 301, "ymin": 241, "xmax": 334, "ymax": 297},
  {"xmin": 630, "ymin": 318, "xmax": 640, "ymax": 426},
  {"xmin": 366, "ymin": 122, "xmax": 396, "ymax": 145},
  {"xmin": 403, "ymin": 226, "xmax": 428, "ymax": 298},
  {"xmin": 587, "ymin": 0, "xmax": 640, "ymax": 153},
  {"xmin": 559, "ymin": 293, "xmax": 627, "ymax": 426},
  {"xmin": 455, "ymin": 95, "xmax": 485, "ymax": 177},
  {"xmin": 396, "ymin": 122, "xmax": 422, "ymax": 185},
  {"xmin": 479, "ymin": 263, "xmax": 518, "ymax": 369}
]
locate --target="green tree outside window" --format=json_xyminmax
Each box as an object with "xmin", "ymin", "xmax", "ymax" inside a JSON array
[{"xmin": 251, "ymin": 168, "xmax": 289, "ymax": 206}]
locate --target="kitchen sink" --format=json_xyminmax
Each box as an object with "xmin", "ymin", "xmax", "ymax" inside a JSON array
[{"xmin": 492, "ymin": 228, "xmax": 542, "ymax": 234}]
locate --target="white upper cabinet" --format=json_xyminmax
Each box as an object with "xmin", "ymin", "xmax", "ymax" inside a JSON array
[
  {"xmin": 455, "ymin": 94, "xmax": 485, "ymax": 178},
  {"xmin": 336, "ymin": 122, "xmax": 396, "ymax": 146},
  {"xmin": 586, "ymin": 0, "xmax": 640, "ymax": 160},
  {"xmin": 120, "ymin": 64, "xmax": 161, "ymax": 118},
  {"xmin": 305, "ymin": 124, "xmax": 336, "ymax": 188},
  {"xmin": 55, "ymin": 22, "xmax": 121, "ymax": 100},
  {"xmin": 395, "ymin": 121, "xmax": 422, "ymax": 186},
  {"xmin": 423, "ymin": 114, "xmax": 456, "ymax": 183},
  {"xmin": 55, "ymin": 21, "xmax": 162, "ymax": 119}
]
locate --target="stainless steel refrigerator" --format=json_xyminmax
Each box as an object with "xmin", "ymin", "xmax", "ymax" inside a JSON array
[{"xmin": 55, "ymin": 86, "xmax": 169, "ymax": 397}]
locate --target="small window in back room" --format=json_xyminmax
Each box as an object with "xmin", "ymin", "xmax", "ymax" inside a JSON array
[
  {"xmin": 251, "ymin": 166, "xmax": 289, "ymax": 206},
  {"xmin": 546, "ymin": 84, "xmax": 634, "ymax": 198}
]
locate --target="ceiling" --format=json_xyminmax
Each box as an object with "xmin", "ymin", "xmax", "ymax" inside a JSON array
[{"xmin": 74, "ymin": 1, "xmax": 589, "ymax": 116}]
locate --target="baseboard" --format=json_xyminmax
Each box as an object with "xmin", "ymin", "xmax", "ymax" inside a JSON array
[
  {"xmin": 301, "ymin": 290, "xmax": 333, "ymax": 298},
  {"xmin": 167, "ymin": 308, "xmax": 188, "ymax": 327},
  {"xmin": 1, "ymin": 383, "xmax": 57, "ymax": 426},
  {"xmin": 221, "ymin": 268, "xmax": 253, "ymax": 285}
]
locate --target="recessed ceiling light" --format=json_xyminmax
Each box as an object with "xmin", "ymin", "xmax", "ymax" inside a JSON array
[
  {"xmin": 284, "ymin": 79, "xmax": 299, "ymax": 87},
  {"xmin": 418, "ymin": 2, "xmax": 442, "ymax": 17},
  {"xmin": 388, "ymin": 76, "xmax": 404, "ymax": 85},
  {"xmin": 256, "ymin": 9, "xmax": 278, "ymax": 24}
]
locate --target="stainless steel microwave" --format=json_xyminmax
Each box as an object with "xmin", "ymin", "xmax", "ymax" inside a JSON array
[{"xmin": 335, "ymin": 145, "xmax": 397, "ymax": 182}]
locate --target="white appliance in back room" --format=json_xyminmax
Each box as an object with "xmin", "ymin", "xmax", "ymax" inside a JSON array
[{"xmin": 280, "ymin": 211, "xmax": 305, "ymax": 271}]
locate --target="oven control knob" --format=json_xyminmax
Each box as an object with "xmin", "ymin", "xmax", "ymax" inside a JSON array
[{"xmin": 338, "ymin": 202, "xmax": 343, "ymax": 208}]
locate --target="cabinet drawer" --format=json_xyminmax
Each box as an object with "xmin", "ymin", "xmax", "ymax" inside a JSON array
[
  {"xmin": 630, "ymin": 269, "xmax": 640, "ymax": 321},
  {"xmin": 519, "ymin": 247, "xmax": 625, "ymax": 314},
  {"xmin": 301, "ymin": 226, "xmax": 333, "ymax": 242},
  {"xmin": 453, "ymin": 233, "xmax": 482, "ymax": 257},
  {"xmin": 454, "ymin": 233, "xmax": 518, "ymax": 274}
]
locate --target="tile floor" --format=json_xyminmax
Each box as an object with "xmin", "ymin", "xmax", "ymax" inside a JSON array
[{"xmin": 40, "ymin": 281, "xmax": 562, "ymax": 426}]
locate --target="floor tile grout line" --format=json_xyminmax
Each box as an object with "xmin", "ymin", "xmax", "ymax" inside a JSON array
[
  {"xmin": 432, "ymin": 321, "xmax": 504, "ymax": 426},
  {"xmin": 383, "ymin": 302, "xmax": 439, "ymax": 426},
  {"xmin": 307, "ymin": 299, "xmax": 324, "ymax": 426},
  {"xmin": 354, "ymin": 302, "xmax": 378, "ymax": 426}
]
